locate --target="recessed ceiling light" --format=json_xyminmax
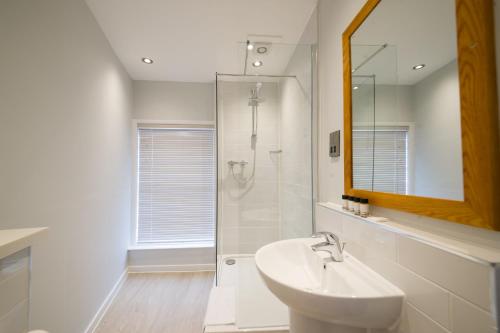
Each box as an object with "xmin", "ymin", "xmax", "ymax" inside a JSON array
[
  {"xmin": 142, "ymin": 57, "xmax": 154, "ymax": 64},
  {"xmin": 353, "ymin": 86, "xmax": 359, "ymax": 90},
  {"xmin": 412, "ymin": 64, "xmax": 425, "ymax": 70},
  {"xmin": 252, "ymin": 60, "xmax": 263, "ymax": 67},
  {"xmin": 247, "ymin": 43, "xmax": 254, "ymax": 51}
]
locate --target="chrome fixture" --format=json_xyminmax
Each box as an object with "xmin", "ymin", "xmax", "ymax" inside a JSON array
[
  {"xmin": 228, "ymin": 83, "xmax": 264, "ymax": 185},
  {"xmin": 249, "ymin": 82, "xmax": 263, "ymax": 136},
  {"xmin": 351, "ymin": 43, "xmax": 387, "ymax": 73},
  {"xmin": 142, "ymin": 57, "xmax": 153, "ymax": 64},
  {"xmin": 228, "ymin": 160, "xmax": 248, "ymax": 167},
  {"xmin": 311, "ymin": 231, "xmax": 345, "ymax": 262}
]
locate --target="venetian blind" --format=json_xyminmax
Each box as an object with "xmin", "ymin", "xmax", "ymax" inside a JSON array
[{"xmin": 136, "ymin": 127, "xmax": 216, "ymax": 245}]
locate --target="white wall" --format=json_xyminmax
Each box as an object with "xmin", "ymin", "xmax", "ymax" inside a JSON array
[
  {"xmin": 128, "ymin": 247, "xmax": 215, "ymax": 271},
  {"xmin": 353, "ymin": 85, "xmax": 414, "ymax": 124},
  {"xmin": 318, "ymin": 0, "xmax": 365, "ymax": 206},
  {"xmin": 129, "ymin": 80, "xmax": 216, "ymax": 268},
  {"xmin": 413, "ymin": 60, "xmax": 463, "ymax": 200},
  {"xmin": 0, "ymin": 0, "xmax": 132, "ymax": 332},
  {"xmin": 133, "ymin": 80, "xmax": 214, "ymax": 121}
]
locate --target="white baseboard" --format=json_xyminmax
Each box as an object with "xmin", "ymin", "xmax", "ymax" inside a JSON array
[
  {"xmin": 84, "ymin": 268, "xmax": 128, "ymax": 333},
  {"xmin": 128, "ymin": 263, "xmax": 216, "ymax": 273},
  {"xmin": 204, "ymin": 324, "xmax": 289, "ymax": 333}
]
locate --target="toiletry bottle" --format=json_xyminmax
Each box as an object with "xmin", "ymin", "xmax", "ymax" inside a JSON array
[
  {"xmin": 349, "ymin": 196, "xmax": 355, "ymax": 212},
  {"xmin": 360, "ymin": 198, "xmax": 369, "ymax": 217},
  {"xmin": 342, "ymin": 195, "xmax": 349, "ymax": 210},
  {"xmin": 354, "ymin": 197, "xmax": 361, "ymax": 215}
]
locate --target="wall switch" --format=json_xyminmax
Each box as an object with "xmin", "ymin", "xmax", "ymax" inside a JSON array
[{"xmin": 329, "ymin": 130, "xmax": 340, "ymax": 157}]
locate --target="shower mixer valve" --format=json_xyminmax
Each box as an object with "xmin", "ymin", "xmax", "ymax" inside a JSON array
[
  {"xmin": 227, "ymin": 160, "xmax": 248, "ymax": 167},
  {"xmin": 228, "ymin": 160, "xmax": 251, "ymax": 184}
]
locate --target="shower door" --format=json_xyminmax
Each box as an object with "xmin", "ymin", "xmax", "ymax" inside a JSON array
[{"xmin": 215, "ymin": 54, "xmax": 314, "ymax": 329}]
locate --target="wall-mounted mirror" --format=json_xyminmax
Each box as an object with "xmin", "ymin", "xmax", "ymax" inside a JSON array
[
  {"xmin": 351, "ymin": 0, "xmax": 462, "ymax": 200},
  {"xmin": 343, "ymin": 0, "xmax": 500, "ymax": 230}
]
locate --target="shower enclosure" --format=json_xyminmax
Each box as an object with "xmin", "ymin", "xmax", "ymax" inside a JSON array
[{"xmin": 206, "ymin": 42, "xmax": 315, "ymax": 331}]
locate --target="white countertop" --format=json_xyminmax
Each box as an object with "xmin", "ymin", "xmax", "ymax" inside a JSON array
[{"xmin": 0, "ymin": 228, "xmax": 48, "ymax": 260}]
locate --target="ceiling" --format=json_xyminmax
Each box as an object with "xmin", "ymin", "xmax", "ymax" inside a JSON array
[
  {"xmin": 351, "ymin": 0, "xmax": 457, "ymax": 86},
  {"xmin": 86, "ymin": 0, "xmax": 317, "ymax": 82}
]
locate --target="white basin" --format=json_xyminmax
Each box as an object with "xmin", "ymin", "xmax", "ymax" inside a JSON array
[{"xmin": 255, "ymin": 238, "xmax": 404, "ymax": 333}]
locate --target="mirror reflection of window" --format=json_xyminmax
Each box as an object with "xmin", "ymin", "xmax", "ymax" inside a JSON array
[
  {"xmin": 350, "ymin": 0, "xmax": 463, "ymax": 201},
  {"xmin": 353, "ymin": 126, "xmax": 409, "ymax": 195}
]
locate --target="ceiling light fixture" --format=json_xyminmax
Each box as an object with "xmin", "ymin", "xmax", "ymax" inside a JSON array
[
  {"xmin": 252, "ymin": 60, "xmax": 263, "ymax": 67},
  {"xmin": 142, "ymin": 57, "xmax": 154, "ymax": 64},
  {"xmin": 247, "ymin": 43, "xmax": 254, "ymax": 51},
  {"xmin": 353, "ymin": 86, "xmax": 359, "ymax": 90},
  {"xmin": 412, "ymin": 64, "xmax": 425, "ymax": 70}
]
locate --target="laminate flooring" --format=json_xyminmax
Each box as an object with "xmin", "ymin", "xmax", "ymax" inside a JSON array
[{"xmin": 95, "ymin": 272, "xmax": 215, "ymax": 333}]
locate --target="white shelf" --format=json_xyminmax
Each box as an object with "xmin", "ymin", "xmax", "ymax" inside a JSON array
[
  {"xmin": 318, "ymin": 202, "xmax": 500, "ymax": 265},
  {"xmin": 0, "ymin": 228, "xmax": 48, "ymax": 260}
]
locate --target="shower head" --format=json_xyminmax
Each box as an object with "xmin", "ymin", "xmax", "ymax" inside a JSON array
[
  {"xmin": 249, "ymin": 83, "xmax": 264, "ymax": 106},
  {"xmin": 250, "ymin": 82, "xmax": 263, "ymax": 99}
]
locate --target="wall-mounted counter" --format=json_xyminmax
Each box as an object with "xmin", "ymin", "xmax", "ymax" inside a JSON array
[
  {"xmin": 0, "ymin": 228, "xmax": 47, "ymax": 333},
  {"xmin": 0, "ymin": 228, "xmax": 47, "ymax": 260}
]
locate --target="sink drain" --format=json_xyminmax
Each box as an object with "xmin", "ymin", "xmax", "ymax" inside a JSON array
[{"xmin": 225, "ymin": 258, "xmax": 236, "ymax": 265}]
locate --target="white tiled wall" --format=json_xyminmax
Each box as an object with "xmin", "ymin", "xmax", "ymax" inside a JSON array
[
  {"xmin": 218, "ymin": 81, "xmax": 281, "ymax": 254},
  {"xmin": 278, "ymin": 44, "xmax": 314, "ymax": 240},
  {"xmin": 316, "ymin": 203, "xmax": 499, "ymax": 333}
]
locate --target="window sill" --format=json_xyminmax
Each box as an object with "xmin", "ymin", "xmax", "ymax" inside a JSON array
[{"xmin": 129, "ymin": 242, "xmax": 214, "ymax": 251}]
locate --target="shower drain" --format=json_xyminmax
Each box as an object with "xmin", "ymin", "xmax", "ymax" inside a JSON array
[{"xmin": 225, "ymin": 258, "xmax": 236, "ymax": 265}]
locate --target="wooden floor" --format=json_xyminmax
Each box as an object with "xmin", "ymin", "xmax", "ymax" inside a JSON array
[{"xmin": 95, "ymin": 272, "xmax": 215, "ymax": 333}]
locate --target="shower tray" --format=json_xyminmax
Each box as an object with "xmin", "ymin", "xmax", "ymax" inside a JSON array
[{"xmin": 204, "ymin": 254, "xmax": 289, "ymax": 333}]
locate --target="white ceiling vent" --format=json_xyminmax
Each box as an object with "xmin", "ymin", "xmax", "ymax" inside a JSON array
[{"xmin": 253, "ymin": 42, "xmax": 272, "ymax": 55}]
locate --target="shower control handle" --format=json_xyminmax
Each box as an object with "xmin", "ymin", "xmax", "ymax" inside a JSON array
[{"xmin": 227, "ymin": 160, "xmax": 248, "ymax": 167}]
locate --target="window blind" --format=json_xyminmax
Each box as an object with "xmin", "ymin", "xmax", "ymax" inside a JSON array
[
  {"xmin": 353, "ymin": 126, "xmax": 408, "ymax": 194},
  {"xmin": 136, "ymin": 127, "xmax": 216, "ymax": 246}
]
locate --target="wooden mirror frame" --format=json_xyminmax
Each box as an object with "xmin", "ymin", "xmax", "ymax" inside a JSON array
[{"xmin": 343, "ymin": 0, "xmax": 500, "ymax": 230}]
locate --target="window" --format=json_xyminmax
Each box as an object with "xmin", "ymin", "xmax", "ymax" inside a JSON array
[
  {"xmin": 136, "ymin": 126, "xmax": 216, "ymax": 246},
  {"xmin": 353, "ymin": 126, "xmax": 408, "ymax": 194}
]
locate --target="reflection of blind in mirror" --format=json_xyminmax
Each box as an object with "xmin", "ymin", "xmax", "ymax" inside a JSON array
[{"xmin": 353, "ymin": 126, "xmax": 408, "ymax": 194}]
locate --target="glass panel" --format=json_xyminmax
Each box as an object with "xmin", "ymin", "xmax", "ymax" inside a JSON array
[
  {"xmin": 215, "ymin": 42, "xmax": 313, "ymax": 329},
  {"xmin": 352, "ymin": 75, "xmax": 375, "ymax": 191}
]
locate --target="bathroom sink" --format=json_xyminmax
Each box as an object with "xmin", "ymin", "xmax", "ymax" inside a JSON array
[{"xmin": 255, "ymin": 238, "xmax": 404, "ymax": 333}]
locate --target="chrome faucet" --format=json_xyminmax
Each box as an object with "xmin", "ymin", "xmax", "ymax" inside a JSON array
[{"xmin": 311, "ymin": 231, "xmax": 345, "ymax": 262}]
